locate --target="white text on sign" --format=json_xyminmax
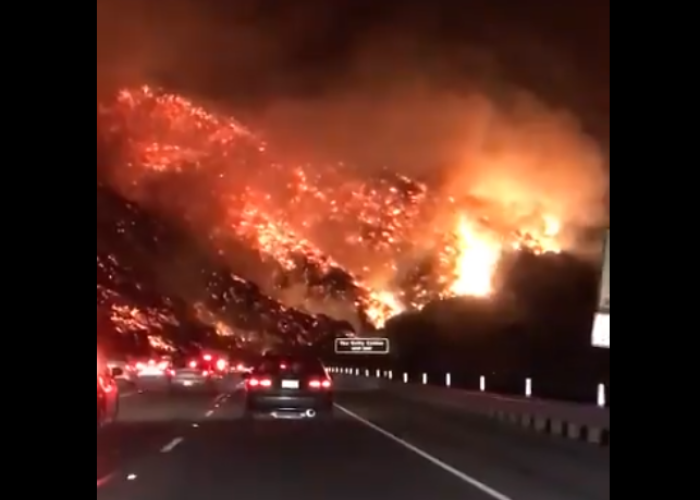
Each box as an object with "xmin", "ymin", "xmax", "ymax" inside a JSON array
[{"xmin": 335, "ymin": 338, "xmax": 390, "ymax": 355}]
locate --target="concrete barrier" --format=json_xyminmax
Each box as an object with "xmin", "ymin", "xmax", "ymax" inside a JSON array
[{"xmin": 331, "ymin": 370, "xmax": 610, "ymax": 447}]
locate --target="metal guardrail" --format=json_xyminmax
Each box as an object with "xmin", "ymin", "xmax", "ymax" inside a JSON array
[{"xmin": 330, "ymin": 368, "xmax": 610, "ymax": 446}]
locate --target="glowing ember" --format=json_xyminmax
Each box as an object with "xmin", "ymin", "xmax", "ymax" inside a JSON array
[{"xmin": 194, "ymin": 302, "xmax": 235, "ymax": 337}]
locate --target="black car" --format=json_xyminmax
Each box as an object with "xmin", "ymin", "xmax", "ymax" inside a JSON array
[{"xmin": 244, "ymin": 355, "xmax": 334, "ymax": 419}]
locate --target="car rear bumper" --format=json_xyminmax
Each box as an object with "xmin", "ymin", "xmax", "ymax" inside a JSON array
[{"xmin": 246, "ymin": 393, "xmax": 333, "ymax": 413}]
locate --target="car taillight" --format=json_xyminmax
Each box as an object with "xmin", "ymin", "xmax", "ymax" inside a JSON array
[
  {"xmin": 202, "ymin": 371, "xmax": 210, "ymax": 377},
  {"xmin": 99, "ymin": 376, "xmax": 113, "ymax": 392},
  {"xmin": 247, "ymin": 378, "xmax": 272, "ymax": 389},
  {"xmin": 309, "ymin": 379, "xmax": 332, "ymax": 390},
  {"xmin": 189, "ymin": 361, "xmax": 198, "ymax": 368},
  {"xmin": 216, "ymin": 359, "xmax": 227, "ymax": 371}
]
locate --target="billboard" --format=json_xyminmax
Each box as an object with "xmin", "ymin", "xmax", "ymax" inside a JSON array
[{"xmin": 592, "ymin": 230, "xmax": 610, "ymax": 348}]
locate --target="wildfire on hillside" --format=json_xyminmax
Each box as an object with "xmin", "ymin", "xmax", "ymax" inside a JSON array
[{"xmin": 99, "ymin": 86, "xmax": 587, "ymax": 329}]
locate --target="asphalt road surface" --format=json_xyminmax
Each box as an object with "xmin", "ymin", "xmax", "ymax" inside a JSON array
[{"xmin": 97, "ymin": 382, "xmax": 609, "ymax": 500}]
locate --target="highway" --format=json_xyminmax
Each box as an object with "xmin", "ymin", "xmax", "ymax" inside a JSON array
[{"xmin": 97, "ymin": 380, "xmax": 609, "ymax": 500}]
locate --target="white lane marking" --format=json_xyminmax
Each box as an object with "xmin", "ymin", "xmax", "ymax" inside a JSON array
[
  {"xmin": 160, "ymin": 437, "xmax": 184, "ymax": 453},
  {"xmin": 336, "ymin": 405, "xmax": 514, "ymax": 500}
]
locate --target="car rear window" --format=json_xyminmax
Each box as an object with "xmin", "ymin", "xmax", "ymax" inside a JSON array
[{"xmin": 254, "ymin": 357, "xmax": 325, "ymax": 377}]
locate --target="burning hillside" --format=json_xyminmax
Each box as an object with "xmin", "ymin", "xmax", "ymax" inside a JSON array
[
  {"xmin": 97, "ymin": 183, "xmax": 182, "ymax": 336},
  {"xmin": 98, "ymin": 86, "xmax": 598, "ymax": 331},
  {"xmin": 96, "ymin": 182, "xmax": 343, "ymax": 350}
]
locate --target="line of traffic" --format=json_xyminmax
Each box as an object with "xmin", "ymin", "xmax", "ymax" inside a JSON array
[{"xmin": 97, "ymin": 355, "xmax": 608, "ymax": 499}]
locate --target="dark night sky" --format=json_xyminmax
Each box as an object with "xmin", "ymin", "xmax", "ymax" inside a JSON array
[{"xmin": 97, "ymin": 0, "xmax": 609, "ymax": 140}]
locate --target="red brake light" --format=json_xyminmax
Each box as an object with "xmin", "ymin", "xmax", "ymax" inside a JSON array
[
  {"xmin": 309, "ymin": 379, "xmax": 332, "ymax": 389},
  {"xmin": 189, "ymin": 361, "xmax": 198, "ymax": 368},
  {"xmin": 99, "ymin": 376, "xmax": 113, "ymax": 393},
  {"xmin": 247, "ymin": 378, "xmax": 272, "ymax": 388},
  {"xmin": 216, "ymin": 359, "xmax": 227, "ymax": 371}
]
